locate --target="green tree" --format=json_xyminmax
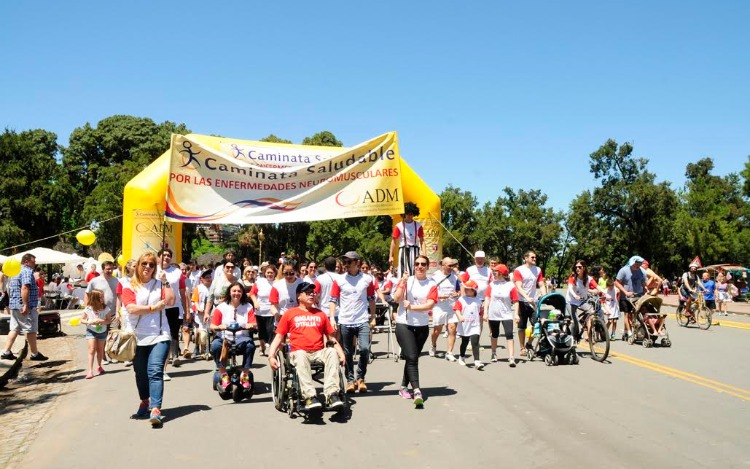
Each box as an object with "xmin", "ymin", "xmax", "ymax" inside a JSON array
[
  {"xmin": 0, "ymin": 129, "xmax": 64, "ymax": 250},
  {"xmin": 438, "ymin": 186, "xmax": 478, "ymax": 266},
  {"xmin": 61, "ymin": 115, "xmax": 190, "ymax": 252},
  {"xmin": 260, "ymin": 134, "xmax": 293, "ymax": 144},
  {"xmin": 301, "ymin": 131, "xmax": 343, "ymax": 147}
]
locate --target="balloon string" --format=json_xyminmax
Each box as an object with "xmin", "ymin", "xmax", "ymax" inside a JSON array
[{"xmin": 0, "ymin": 214, "xmax": 123, "ymax": 254}]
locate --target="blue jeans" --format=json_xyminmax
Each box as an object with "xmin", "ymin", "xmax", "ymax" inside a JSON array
[
  {"xmin": 340, "ymin": 322, "xmax": 370, "ymax": 382},
  {"xmin": 210, "ymin": 338, "xmax": 255, "ymax": 369},
  {"xmin": 133, "ymin": 340, "xmax": 170, "ymax": 409}
]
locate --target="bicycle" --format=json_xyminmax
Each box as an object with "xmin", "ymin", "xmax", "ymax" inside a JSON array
[
  {"xmin": 577, "ymin": 295, "xmax": 610, "ymax": 362},
  {"xmin": 676, "ymin": 290, "xmax": 712, "ymax": 330}
]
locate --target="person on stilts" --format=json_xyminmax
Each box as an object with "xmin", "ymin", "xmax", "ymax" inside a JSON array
[{"xmin": 388, "ymin": 202, "xmax": 426, "ymax": 278}]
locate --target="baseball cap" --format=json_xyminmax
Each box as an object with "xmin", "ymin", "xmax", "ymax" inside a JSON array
[
  {"xmin": 296, "ymin": 282, "xmax": 316, "ymax": 297},
  {"xmin": 689, "ymin": 262, "xmax": 699, "ymax": 269},
  {"xmin": 474, "ymin": 250, "xmax": 486, "ymax": 258},
  {"xmin": 492, "ymin": 264, "xmax": 510, "ymax": 276},
  {"xmin": 642, "ymin": 260, "xmax": 650, "ymax": 268},
  {"xmin": 342, "ymin": 251, "xmax": 360, "ymax": 260},
  {"xmin": 463, "ymin": 280, "xmax": 479, "ymax": 290}
]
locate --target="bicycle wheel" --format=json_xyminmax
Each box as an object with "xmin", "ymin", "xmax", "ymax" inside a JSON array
[
  {"xmin": 588, "ymin": 317, "xmax": 610, "ymax": 362},
  {"xmin": 697, "ymin": 307, "xmax": 712, "ymax": 330},
  {"xmin": 675, "ymin": 305, "xmax": 689, "ymax": 327}
]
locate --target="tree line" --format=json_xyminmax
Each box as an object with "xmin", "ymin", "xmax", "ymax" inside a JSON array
[{"xmin": 1, "ymin": 114, "xmax": 749, "ymax": 279}]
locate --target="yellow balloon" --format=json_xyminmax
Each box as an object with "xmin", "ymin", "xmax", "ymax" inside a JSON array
[
  {"xmin": 98, "ymin": 252, "xmax": 114, "ymax": 263},
  {"xmin": 2, "ymin": 258, "xmax": 21, "ymax": 277},
  {"xmin": 116, "ymin": 254, "xmax": 125, "ymax": 266},
  {"xmin": 76, "ymin": 230, "xmax": 96, "ymax": 246},
  {"xmin": 69, "ymin": 317, "xmax": 80, "ymax": 326}
]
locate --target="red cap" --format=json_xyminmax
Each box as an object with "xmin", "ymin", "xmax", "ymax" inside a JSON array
[
  {"xmin": 463, "ymin": 280, "xmax": 478, "ymax": 290},
  {"xmin": 492, "ymin": 264, "xmax": 510, "ymax": 276},
  {"xmin": 642, "ymin": 260, "xmax": 649, "ymax": 268}
]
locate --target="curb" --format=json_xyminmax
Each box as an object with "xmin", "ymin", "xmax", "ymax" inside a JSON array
[{"xmin": 0, "ymin": 339, "xmax": 28, "ymax": 389}]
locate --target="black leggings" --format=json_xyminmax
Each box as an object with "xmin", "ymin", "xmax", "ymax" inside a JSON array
[
  {"xmin": 459, "ymin": 335, "xmax": 480, "ymax": 360},
  {"xmin": 395, "ymin": 323, "xmax": 429, "ymax": 389},
  {"xmin": 165, "ymin": 307, "xmax": 181, "ymax": 355},
  {"xmin": 256, "ymin": 315, "xmax": 275, "ymax": 343},
  {"xmin": 488, "ymin": 320, "xmax": 513, "ymax": 339}
]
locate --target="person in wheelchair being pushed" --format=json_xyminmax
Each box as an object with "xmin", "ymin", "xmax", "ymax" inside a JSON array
[
  {"xmin": 210, "ymin": 282, "xmax": 257, "ymax": 391},
  {"xmin": 268, "ymin": 282, "xmax": 346, "ymax": 411}
]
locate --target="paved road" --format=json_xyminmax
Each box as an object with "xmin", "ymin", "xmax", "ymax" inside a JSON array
[{"xmin": 6, "ymin": 306, "xmax": 750, "ymax": 468}]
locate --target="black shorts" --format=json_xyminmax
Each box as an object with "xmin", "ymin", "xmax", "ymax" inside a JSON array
[
  {"xmin": 488, "ymin": 319, "xmax": 514, "ymax": 339},
  {"xmin": 518, "ymin": 302, "xmax": 535, "ymax": 330},
  {"xmin": 619, "ymin": 298, "xmax": 635, "ymax": 314},
  {"xmin": 256, "ymin": 315, "xmax": 275, "ymax": 343},
  {"xmin": 165, "ymin": 307, "xmax": 181, "ymax": 340},
  {"xmin": 705, "ymin": 299, "xmax": 716, "ymax": 310}
]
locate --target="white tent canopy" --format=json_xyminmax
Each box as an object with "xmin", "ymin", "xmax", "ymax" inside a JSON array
[{"xmin": 1, "ymin": 247, "xmax": 88, "ymax": 265}]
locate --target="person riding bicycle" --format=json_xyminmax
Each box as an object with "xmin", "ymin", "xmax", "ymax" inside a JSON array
[
  {"xmin": 267, "ymin": 282, "xmax": 346, "ymax": 411},
  {"xmin": 680, "ymin": 262, "xmax": 706, "ymax": 315},
  {"xmin": 565, "ymin": 259, "xmax": 604, "ymax": 341}
]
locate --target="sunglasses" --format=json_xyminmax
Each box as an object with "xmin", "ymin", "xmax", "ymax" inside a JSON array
[
  {"xmin": 225, "ymin": 265, "xmax": 235, "ymax": 269},
  {"xmin": 575, "ymin": 265, "xmax": 583, "ymax": 269},
  {"xmin": 141, "ymin": 262, "xmax": 156, "ymax": 268},
  {"xmin": 283, "ymin": 271, "xmax": 296, "ymax": 276},
  {"xmin": 414, "ymin": 261, "xmax": 428, "ymax": 267}
]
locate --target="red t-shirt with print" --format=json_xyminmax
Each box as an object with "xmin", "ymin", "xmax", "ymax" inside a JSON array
[{"xmin": 275, "ymin": 306, "xmax": 335, "ymax": 352}]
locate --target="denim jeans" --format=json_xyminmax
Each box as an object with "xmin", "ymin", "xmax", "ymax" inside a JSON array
[
  {"xmin": 133, "ymin": 340, "xmax": 170, "ymax": 409},
  {"xmin": 210, "ymin": 338, "xmax": 256, "ymax": 369},
  {"xmin": 339, "ymin": 322, "xmax": 370, "ymax": 382}
]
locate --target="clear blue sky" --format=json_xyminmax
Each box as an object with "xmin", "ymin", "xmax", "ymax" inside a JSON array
[{"xmin": 2, "ymin": 0, "xmax": 748, "ymax": 211}]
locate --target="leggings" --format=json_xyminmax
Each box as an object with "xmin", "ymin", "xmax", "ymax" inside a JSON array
[
  {"xmin": 488, "ymin": 320, "xmax": 513, "ymax": 339},
  {"xmin": 459, "ymin": 335, "xmax": 480, "ymax": 360},
  {"xmin": 256, "ymin": 315, "xmax": 275, "ymax": 343},
  {"xmin": 395, "ymin": 323, "xmax": 429, "ymax": 389},
  {"xmin": 165, "ymin": 307, "xmax": 181, "ymax": 355}
]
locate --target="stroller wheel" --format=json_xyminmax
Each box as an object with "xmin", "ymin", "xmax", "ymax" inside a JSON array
[
  {"xmin": 527, "ymin": 349, "xmax": 535, "ymax": 361},
  {"xmin": 662, "ymin": 338, "xmax": 672, "ymax": 347},
  {"xmin": 552, "ymin": 354, "xmax": 559, "ymax": 366},
  {"xmin": 544, "ymin": 354, "xmax": 553, "ymax": 366},
  {"xmin": 567, "ymin": 352, "xmax": 577, "ymax": 365},
  {"xmin": 643, "ymin": 338, "xmax": 653, "ymax": 348},
  {"xmin": 627, "ymin": 334, "xmax": 636, "ymax": 345}
]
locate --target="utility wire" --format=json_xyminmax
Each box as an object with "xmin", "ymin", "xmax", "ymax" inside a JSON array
[{"xmin": 0, "ymin": 214, "xmax": 123, "ymax": 253}]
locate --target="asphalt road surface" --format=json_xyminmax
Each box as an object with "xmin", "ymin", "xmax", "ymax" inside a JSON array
[{"xmin": 15, "ymin": 305, "xmax": 750, "ymax": 468}]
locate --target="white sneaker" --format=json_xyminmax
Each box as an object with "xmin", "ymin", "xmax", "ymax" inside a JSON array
[
  {"xmin": 441, "ymin": 330, "xmax": 448, "ymax": 338},
  {"xmin": 490, "ymin": 353, "xmax": 497, "ymax": 362},
  {"xmin": 124, "ymin": 361, "xmax": 133, "ymax": 367},
  {"xmin": 509, "ymin": 357, "xmax": 517, "ymax": 368},
  {"xmin": 458, "ymin": 357, "xmax": 466, "ymax": 366},
  {"xmin": 475, "ymin": 361, "xmax": 484, "ymax": 370},
  {"xmin": 429, "ymin": 347, "xmax": 436, "ymax": 357},
  {"xmin": 163, "ymin": 373, "xmax": 172, "ymax": 381},
  {"xmin": 445, "ymin": 352, "xmax": 456, "ymax": 362}
]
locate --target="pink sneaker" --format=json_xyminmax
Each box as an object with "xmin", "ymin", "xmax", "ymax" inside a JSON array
[
  {"xmin": 240, "ymin": 372, "xmax": 251, "ymax": 389},
  {"xmin": 398, "ymin": 387, "xmax": 413, "ymax": 399}
]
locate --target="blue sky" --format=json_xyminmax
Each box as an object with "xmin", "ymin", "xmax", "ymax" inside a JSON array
[{"xmin": 2, "ymin": 0, "xmax": 748, "ymax": 211}]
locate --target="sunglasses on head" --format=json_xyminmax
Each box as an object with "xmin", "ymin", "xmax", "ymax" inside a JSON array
[{"xmin": 141, "ymin": 262, "xmax": 155, "ymax": 268}]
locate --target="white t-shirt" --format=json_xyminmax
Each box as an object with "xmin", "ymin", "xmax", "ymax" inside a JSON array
[
  {"xmin": 393, "ymin": 221, "xmax": 424, "ymax": 248},
  {"xmin": 250, "ymin": 277, "xmax": 274, "ymax": 317},
  {"xmin": 605, "ymin": 286, "xmax": 620, "ymax": 318},
  {"xmin": 86, "ymin": 275, "xmax": 119, "ymax": 314},
  {"xmin": 330, "ymin": 272, "xmax": 376, "ymax": 325},
  {"xmin": 122, "ymin": 279, "xmax": 171, "ymax": 346},
  {"xmin": 84, "ymin": 306, "xmax": 111, "ymax": 334},
  {"xmin": 161, "ymin": 266, "xmax": 185, "ymax": 318},
  {"xmin": 270, "ymin": 278, "xmax": 302, "ymax": 315},
  {"xmin": 465, "ymin": 265, "xmax": 491, "ymax": 295},
  {"xmin": 211, "ymin": 302, "xmax": 255, "ymax": 340},
  {"xmin": 454, "ymin": 296, "xmax": 482, "ymax": 336},
  {"xmin": 513, "ymin": 264, "xmax": 544, "ymax": 302},
  {"xmin": 565, "ymin": 275, "xmax": 598, "ymax": 306},
  {"xmin": 431, "ymin": 271, "xmax": 460, "ymax": 315},
  {"xmin": 395, "ymin": 277, "xmax": 438, "ymax": 327},
  {"xmin": 484, "ymin": 280, "xmax": 519, "ymax": 321},
  {"xmin": 314, "ymin": 272, "xmax": 340, "ymax": 314}
]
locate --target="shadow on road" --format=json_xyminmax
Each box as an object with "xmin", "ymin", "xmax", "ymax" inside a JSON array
[
  {"xmin": 346, "ymin": 381, "xmax": 395, "ymax": 397},
  {"xmin": 420, "ymin": 385, "xmax": 457, "ymax": 400},
  {"xmin": 163, "ymin": 404, "xmax": 211, "ymax": 421},
  {"xmin": 169, "ymin": 369, "xmax": 212, "ymax": 378}
]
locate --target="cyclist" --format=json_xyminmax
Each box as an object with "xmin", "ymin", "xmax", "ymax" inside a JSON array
[
  {"xmin": 680, "ymin": 262, "xmax": 706, "ymax": 315},
  {"xmin": 565, "ymin": 260, "xmax": 602, "ymax": 341}
]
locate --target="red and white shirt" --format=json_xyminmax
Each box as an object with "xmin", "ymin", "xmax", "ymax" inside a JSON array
[
  {"xmin": 484, "ymin": 280, "xmax": 519, "ymax": 321},
  {"xmin": 453, "ymin": 296, "xmax": 482, "ymax": 336},
  {"xmin": 513, "ymin": 265, "xmax": 544, "ymax": 303},
  {"xmin": 270, "ymin": 278, "xmax": 302, "ymax": 316},
  {"xmin": 392, "ymin": 221, "xmax": 424, "ymax": 248},
  {"xmin": 329, "ymin": 272, "xmax": 376, "ymax": 325},
  {"xmin": 120, "ymin": 279, "xmax": 171, "ymax": 346},
  {"xmin": 314, "ymin": 272, "xmax": 340, "ymax": 313},
  {"xmin": 463, "ymin": 265, "xmax": 491, "ymax": 295},
  {"xmin": 395, "ymin": 277, "xmax": 438, "ymax": 327},
  {"xmin": 250, "ymin": 277, "xmax": 274, "ymax": 317},
  {"xmin": 431, "ymin": 271, "xmax": 460, "ymax": 315},
  {"xmin": 565, "ymin": 275, "xmax": 598, "ymax": 306},
  {"xmin": 211, "ymin": 302, "xmax": 256, "ymax": 340},
  {"xmin": 275, "ymin": 306, "xmax": 335, "ymax": 352}
]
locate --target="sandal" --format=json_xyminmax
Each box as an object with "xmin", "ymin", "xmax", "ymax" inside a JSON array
[{"xmin": 520, "ymin": 348, "xmax": 528, "ymax": 357}]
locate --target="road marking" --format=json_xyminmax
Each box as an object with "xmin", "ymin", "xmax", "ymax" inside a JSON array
[
  {"xmin": 666, "ymin": 313, "xmax": 750, "ymax": 330},
  {"xmin": 608, "ymin": 349, "xmax": 750, "ymax": 402}
]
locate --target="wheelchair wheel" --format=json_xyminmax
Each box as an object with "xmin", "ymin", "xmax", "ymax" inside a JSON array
[
  {"xmin": 588, "ymin": 317, "xmax": 610, "ymax": 362},
  {"xmin": 697, "ymin": 307, "xmax": 712, "ymax": 330},
  {"xmin": 272, "ymin": 350, "xmax": 287, "ymax": 412}
]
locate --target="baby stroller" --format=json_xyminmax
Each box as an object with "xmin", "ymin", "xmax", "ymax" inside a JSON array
[
  {"xmin": 527, "ymin": 293, "xmax": 578, "ymax": 366},
  {"xmin": 626, "ymin": 295, "xmax": 671, "ymax": 348}
]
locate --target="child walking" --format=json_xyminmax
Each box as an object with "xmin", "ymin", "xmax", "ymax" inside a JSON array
[
  {"xmin": 604, "ymin": 278, "xmax": 619, "ymax": 340},
  {"xmin": 81, "ymin": 289, "xmax": 113, "ymax": 379},
  {"xmin": 453, "ymin": 280, "xmax": 484, "ymax": 370},
  {"xmin": 191, "ymin": 270, "xmax": 212, "ymax": 359}
]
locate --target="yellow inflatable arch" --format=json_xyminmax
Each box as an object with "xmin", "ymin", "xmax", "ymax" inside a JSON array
[{"xmin": 122, "ymin": 133, "xmax": 441, "ymax": 268}]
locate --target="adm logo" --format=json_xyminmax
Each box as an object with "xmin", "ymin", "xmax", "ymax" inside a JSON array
[
  {"xmin": 335, "ymin": 188, "xmax": 399, "ymax": 207},
  {"xmin": 179, "ymin": 141, "xmax": 201, "ymax": 170}
]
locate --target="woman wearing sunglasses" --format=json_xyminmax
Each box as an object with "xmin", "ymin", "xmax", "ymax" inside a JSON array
[
  {"xmin": 270, "ymin": 261, "xmax": 303, "ymax": 323},
  {"xmin": 121, "ymin": 252, "xmax": 175, "ymax": 427},
  {"xmin": 391, "ymin": 254, "xmax": 437, "ymax": 408},
  {"xmin": 566, "ymin": 259, "xmax": 601, "ymax": 340}
]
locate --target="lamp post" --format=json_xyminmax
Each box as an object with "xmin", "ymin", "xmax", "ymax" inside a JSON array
[{"xmin": 258, "ymin": 228, "xmax": 265, "ymax": 266}]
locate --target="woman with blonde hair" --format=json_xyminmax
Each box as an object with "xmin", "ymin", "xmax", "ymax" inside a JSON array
[{"xmin": 120, "ymin": 252, "xmax": 175, "ymax": 428}]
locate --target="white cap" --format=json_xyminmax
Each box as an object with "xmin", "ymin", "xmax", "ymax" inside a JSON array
[{"xmin": 474, "ymin": 250, "xmax": 486, "ymax": 258}]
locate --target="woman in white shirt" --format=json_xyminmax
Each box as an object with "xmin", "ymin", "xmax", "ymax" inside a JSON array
[
  {"xmin": 210, "ymin": 282, "xmax": 257, "ymax": 391},
  {"xmin": 121, "ymin": 252, "xmax": 175, "ymax": 428},
  {"xmin": 391, "ymin": 255, "xmax": 437, "ymax": 408},
  {"xmin": 251, "ymin": 264, "xmax": 277, "ymax": 355}
]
